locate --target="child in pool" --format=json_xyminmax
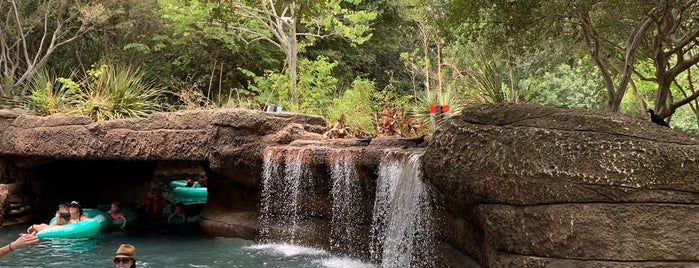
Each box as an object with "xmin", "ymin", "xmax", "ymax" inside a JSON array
[
  {"xmin": 27, "ymin": 210, "xmax": 70, "ymax": 234},
  {"xmin": 107, "ymin": 201, "xmax": 128, "ymax": 229},
  {"xmin": 167, "ymin": 202, "xmax": 187, "ymax": 224}
]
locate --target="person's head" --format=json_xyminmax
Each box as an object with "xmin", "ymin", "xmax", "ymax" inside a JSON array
[
  {"xmin": 110, "ymin": 202, "xmax": 121, "ymax": 212},
  {"xmin": 112, "ymin": 244, "xmax": 137, "ymax": 268},
  {"xmin": 58, "ymin": 202, "xmax": 70, "ymax": 211},
  {"xmin": 69, "ymin": 200, "xmax": 83, "ymax": 216},
  {"xmin": 55, "ymin": 210, "xmax": 70, "ymax": 225}
]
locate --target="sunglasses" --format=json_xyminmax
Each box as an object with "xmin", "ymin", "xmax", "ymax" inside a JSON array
[{"xmin": 113, "ymin": 258, "xmax": 132, "ymax": 264}]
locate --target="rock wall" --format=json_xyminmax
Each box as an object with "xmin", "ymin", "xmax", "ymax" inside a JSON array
[
  {"xmin": 423, "ymin": 103, "xmax": 699, "ymax": 267},
  {"xmin": 0, "ymin": 108, "xmax": 327, "ymax": 231}
]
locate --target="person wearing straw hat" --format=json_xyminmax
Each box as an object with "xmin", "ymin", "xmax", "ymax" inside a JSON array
[{"xmin": 112, "ymin": 244, "xmax": 137, "ymax": 268}]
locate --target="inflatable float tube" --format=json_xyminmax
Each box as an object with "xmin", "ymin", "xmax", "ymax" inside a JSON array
[
  {"xmin": 171, "ymin": 186, "xmax": 207, "ymax": 204},
  {"xmin": 168, "ymin": 180, "xmax": 201, "ymax": 189},
  {"xmin": 37, "ymin": 209, "xmax": 107, "ymax": 239},
  {"xmin": 96, "ymin": 204, "xmax": 140, "ymax": 229}
]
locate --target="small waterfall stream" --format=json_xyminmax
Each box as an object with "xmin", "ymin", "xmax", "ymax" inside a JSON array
[
  {"xmin": 259, "ymin": 147, "xmax": 435, "ymax": 267},
  {"xmin": 329, "ymin": 150, "xmax": 365, "ymax": 255},
  {"xmin": 369, "ymin": 151, "xmax": 402, "ymax": 261},
  {"xmin": 259, "ymin": 147, "xmax": 313, "ymax": 242},
  {"xmin": 375, "ymin": 151, "xmax": 435, "ymax": 267}
]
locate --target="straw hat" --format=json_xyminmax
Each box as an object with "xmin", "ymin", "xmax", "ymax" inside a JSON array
[{"xmin": 112, "ymin": 244, "xmax": 138, "ymax": 260}]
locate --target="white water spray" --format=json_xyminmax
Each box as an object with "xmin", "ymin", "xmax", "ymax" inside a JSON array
[{"xmin": 372, "ymin": 150, "xmax": 435, "ymax": 267}]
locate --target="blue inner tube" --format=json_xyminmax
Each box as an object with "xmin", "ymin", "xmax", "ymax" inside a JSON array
[
  {"xmin": 83, "ymin": 209, "xmax": 109, "ymax": 231},
  {"xmin": 36, "ymin": 209, "xmax": 107, "ymax": 239},
  {"xmin": 171, "ymin": 187, "xmax": 207, "ymax": 204},
  {"xmin": 95, "ymin": 204, "xmax": 140, "ymax": 229},
  {"xmin": 168, "ymin": 180, "xmax": 201, "ymax": 189}
]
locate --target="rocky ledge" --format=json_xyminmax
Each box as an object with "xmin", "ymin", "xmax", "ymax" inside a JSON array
[{"xmin": 423, "ymin": 103, "xmax": 699, "ymax": 267}]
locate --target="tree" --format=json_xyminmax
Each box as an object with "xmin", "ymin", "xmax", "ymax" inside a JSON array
[
  {"xmin": 447, "ymin": 0, "xmax": 699, "ymax": 118},
  {"xmin": 159, "ymin": 0, "xmax": 376, "ymax": 110},
  {"xmin": 0, "ymin": 0, "xmax": 111, "ymax": 98}
]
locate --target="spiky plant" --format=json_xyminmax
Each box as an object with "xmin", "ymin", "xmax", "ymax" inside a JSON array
[
  {"xmin": 25, "ymin": 69, "xmax": 76, "ymax": 115},
  {"xmin": 410, "ymin": 89, "xmax": 463, "ymax": 131},
  {"xmin": 73, "ymin": 65, "xmax": 167, "ymax": 121}
]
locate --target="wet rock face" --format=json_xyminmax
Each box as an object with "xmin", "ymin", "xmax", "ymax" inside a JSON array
[{"xmin": 423, "ymin": 103, "xmax": 699, "ymax": 267}]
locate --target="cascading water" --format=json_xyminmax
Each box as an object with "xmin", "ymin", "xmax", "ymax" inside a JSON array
[
  {"xmin": 371, "ymin": 150, "xmax": 436, "ymax": 267},
  {"xmin": 259, "ymin": 147, "xmax": 312, "ymax": 242},
  {"xmin": 328, "ymin": 149, "xmax": 365, "ymax": 255},
  {"xmin": 369, "ymin": 151, "xmax": 402, "ymax": 261},
  {"xmin": 259, "ymin": 147, "xmax": 436, "ymax": 267}
]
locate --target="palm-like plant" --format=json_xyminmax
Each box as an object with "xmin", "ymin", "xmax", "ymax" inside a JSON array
[
  {"xmin": 411, "ymin": 88, "xmax": 463, "ymax": 130},
  {"xmin": 73, "ymin": 65, "xmax": 167, "ymax": 121},
  {"xmin": 25, "ymin": 69, "xmax": 76, "ymax": 115}
]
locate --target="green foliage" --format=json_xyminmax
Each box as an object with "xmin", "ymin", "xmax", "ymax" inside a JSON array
[
  {"xmin": 25, "ymin": 69, "xmax": 75, "ymax": 116},
  {"xmin": 411, "ymin": 89, "xmax": 462, "ymax": 132},
  {"xmin": 458, "ymin": 51, "xmax": 514, "ymax": 105},
  {"xmin": 0, "ymin": 0, "xmax": 113, "ymax": 97},
  {"xmin": 70, "ymin": 65, "xmax": 168, "ymax": 121},
  {"xmin": 297, "ymin": 56, "xmax": 338, "ymax": 116},
  {"xmin": 328, "ymin": 78, "xmax": 376, "ymax": 134},
  {"xmin": 246, "ymin": 56, "xmax": 338, "ymax": 115},
  {"xmin": 312, "ymin": 0, "xmax": 377, "ymax": 46},
  {"xmin": 246, "ymin": 69, "xmax": 293, "ymax": 111},
  {"xmin": 520, "ymin": 58, "xmax": 604, "ymax": 110}
]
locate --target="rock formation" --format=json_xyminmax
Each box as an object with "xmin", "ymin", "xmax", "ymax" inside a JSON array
[
  {"xmin": 3, "ymin": 102, "xmax": 699, "ymax": 267},
  {"xmin": 0, "ymin": 108, "xmax": 327, "ymax": 234},
  {"xmin": 423, "ymin": 103, "xmax": 699, "ymax": 267}
]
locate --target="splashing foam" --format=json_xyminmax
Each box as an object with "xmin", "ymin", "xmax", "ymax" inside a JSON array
[{"xmin": 248, "ymin": 243, "xmax": 326, "ymax": 257}]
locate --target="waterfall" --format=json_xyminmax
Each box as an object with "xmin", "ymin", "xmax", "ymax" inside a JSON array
[
  {"xmin": 369, "ymin": 151, "xmax": 401, "ymax": 261},
  {"xmin": 259, "ymin": 147, "xmax": 312, "ymax": 242},
  {"xmin": 371, "ymin": 150, "xmax": 436, "ymax": 267},
  {"xmin": 259, "ymin": 147, "xmax": 436, "ymax": 267},
  {"xmin": 328, "ymin": 149, "xmax": 364, "ymax": 255}
]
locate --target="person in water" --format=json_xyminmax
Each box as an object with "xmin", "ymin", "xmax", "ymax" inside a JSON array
[
  {"xmin": 184, "ymin": 177, "xmax": 197, "ymax": 187},
  {"xmin": 0, "ymin": 234, "xmax": 40, "ymax": 260},
  {"xmin": 26, "ymin": 210, "xmax": 70, "ymax": 234},
  {"xmin": 25, "ymin": 202, "xmax": 71, "ymax": 234},
  {"xmin": 107, "ymin": 201, "xmax": 128, "ymax": 229},
  {"xmin": 167, "ymin": 202, "xmax": 187, "ymax": 224},
  {"xmin": 112, "ymin": 244, "xmax": 137, "ymax": 268},
  {"xmin": 68, "ymin": 200, "xmax": 88, "ymax": 223},
  {"xmin": 138, "ymin": 188, "xmax": 168, "ymax": 221}
]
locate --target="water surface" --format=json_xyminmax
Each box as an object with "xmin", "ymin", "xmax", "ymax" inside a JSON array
[{"xmin": 0, "ymin": 224, "xmax": 375, "ymax": 268}]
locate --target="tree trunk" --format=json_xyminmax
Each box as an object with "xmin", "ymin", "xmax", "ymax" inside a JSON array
[{"xmin": 288, "ymin": 19, "xmax": 298, "ymax": 109}]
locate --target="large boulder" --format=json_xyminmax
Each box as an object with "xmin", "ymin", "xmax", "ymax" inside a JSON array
[{"xmin": 423, "ymin": 103, "xmax": 699, "ymax": 267}]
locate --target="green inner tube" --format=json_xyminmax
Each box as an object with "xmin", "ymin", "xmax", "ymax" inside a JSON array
[
  {"xmin": 96, "ymin": 204, "xmax": 140, "ymax": 229},
  {"xmin": 168, "ymin": 180, "xmax": 201, "ymax": 189},
  {"xmin": 170, "ymin": 186, "xmax": 207, "ymax": 205},
  {"xmin": 37, "ymin": 209, "xmax": 107, "ymax": 239}
]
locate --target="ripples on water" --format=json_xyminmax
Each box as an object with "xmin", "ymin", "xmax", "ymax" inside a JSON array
[{"xmin": 0, "ymin": 225, "xmax": 375, "ymax": 268}]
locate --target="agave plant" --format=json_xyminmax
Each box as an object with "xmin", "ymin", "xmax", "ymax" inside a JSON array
[
  {"xmin": 72, "ymin": 65, "xmax": 168, "ymax": 121},
  {"xmin": 25, "ymin": 69, "xmax": 77, "ymax": 115},
  {"xmin": 410, "ymin": 89, "xmax": 463, "ymax": 130}
]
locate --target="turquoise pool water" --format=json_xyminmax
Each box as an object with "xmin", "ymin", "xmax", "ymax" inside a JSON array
[{"xmin": 0, "ymin": 225, "xmax": 375, "ymax": 268}]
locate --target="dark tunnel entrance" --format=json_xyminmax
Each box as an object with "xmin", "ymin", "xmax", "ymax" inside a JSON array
[{"xmin": 28, "ymin": 159, "xmax": 208, "ymax": 231}]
